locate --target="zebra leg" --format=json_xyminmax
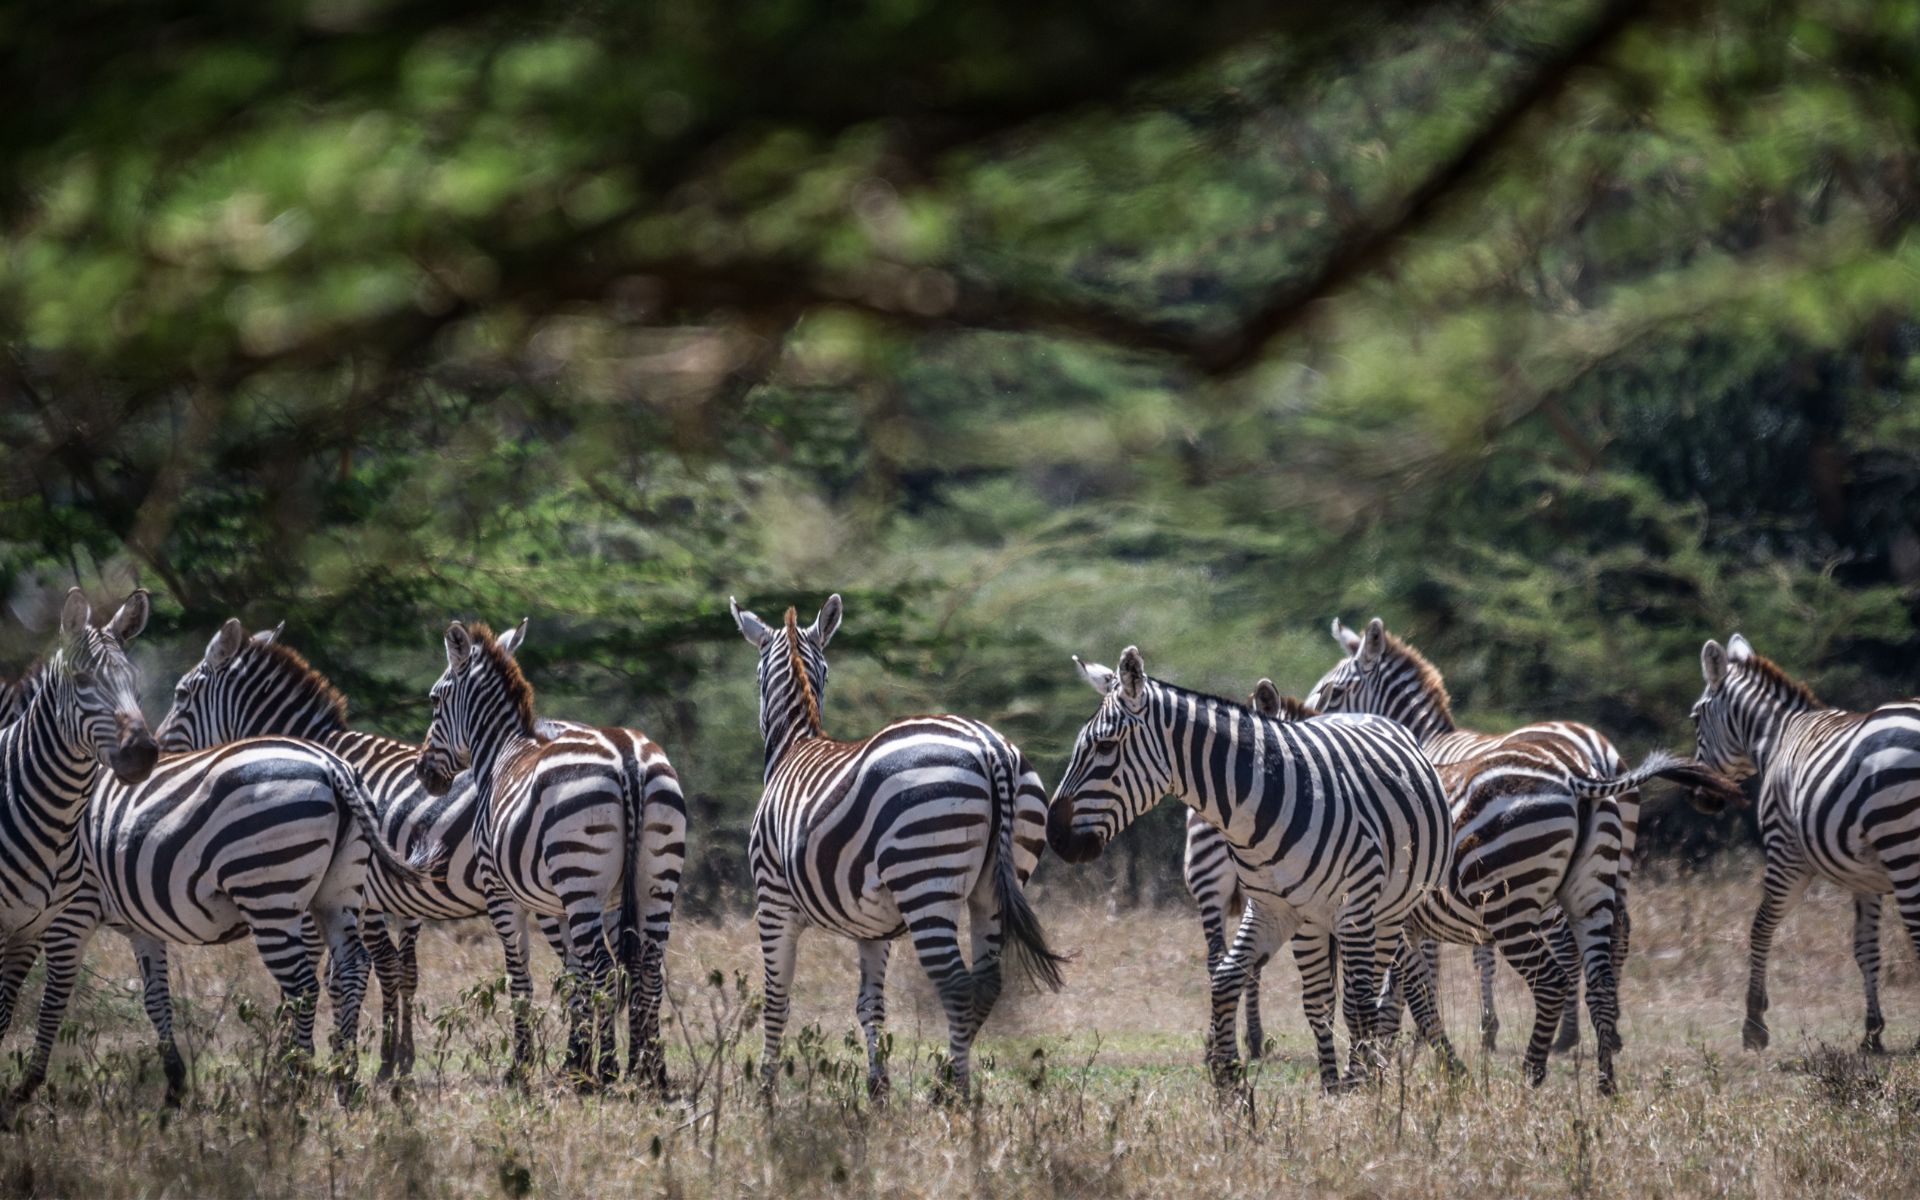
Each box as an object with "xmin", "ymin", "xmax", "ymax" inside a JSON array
[
  {"xmin": 397, "ymin": 919, "xmax": 423, "ymax": 1075},
  {"xmin": 855, "ymin": 938, "xmax": 892, "ymax": 1100},
  {"xmin": 1292, "ymin": 930, "xmax": 1340, "ymax": 1088},
  {"xmin": 1336, "ymin": 910, "xmax": 1386, "ymax": 1083},
  {"xmin": 1243, "ymin": 961, "xmax": 1265, "ymax": 1061},
  {"xmin": 1212, "ymin": 902, "xmax": 1294, "ymax": 1088},
  {"xmin": 487, "ymin": 893, "xmax": 537, "ymax": 1087},
  {"xmin": 1561, "ymin": 887, "xmax": 1622, "ymax": 1095},
  {"xmin": 14, "ymin": 890, "xmax": 102, "ymax": 1103},
  {"xmin": 563, "ymin": 908, "xmax": 619, "ymax": 1088},
  {"xmin": 248, "ymin": 916, "xmax": 324, "ymax": 1074},
  {"xmin": 907, "ymin": 905, "xmax": 978, "ymax": 1103},
  {"xmin": 1852, "ymin": 893, "xmax": 1886, "ymax": 1053},
  {"xmin": 359, "ymin": 910, "xmax": 404, "ymax": 1081},
  {"xmin": 1744, "ymin": 860, "xmax": 1810, "ymax": 1052},
  {"xmin": 1494, "ymin": 921, "xmax": 1572, "ymax": 1087},
  {"xmin": 0, "ymin": 940, "xmax": 38, "ymax": 1049},
  {"xmin": 128, "ymin": 933, "xmax": 189, "ymax": 1106},
  {"xmin": 1550, "ymin": 916, "xmax": 1583, "ymax": 1054},
  {"xmin": 965, "ymin": 868, "xmax": 1006, "ymax": 1037},
  {"xmin": 314, "ymin": 904, "xmax": 372, "ymax": 1101},
  {"xmin": 1474, "ymin": 943, "xmax": 1500, "ymax": 1051},
  {"xmin": 756, "ymin": 901, "xmax": 801, "ymax": 1096},
  {"xmin": 1394, "ymin": 937, "xmax": 1463, "ymax": 1075}
]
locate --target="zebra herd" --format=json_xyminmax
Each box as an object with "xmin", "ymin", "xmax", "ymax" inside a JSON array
[{"xmin": 0, "ymin": 586, "xmax": 1916, "ymax": 1107}]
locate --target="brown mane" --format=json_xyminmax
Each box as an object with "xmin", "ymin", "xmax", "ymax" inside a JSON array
[
  {"xmin": 782, "ymin": 607, "xmax": 822, "ymax": 737},
  {"xmin": 1273, "ymin": 694, "xmax": 1316, "ymax": 721},
  {"xmin": 466, "ymin": 622, "xmax": 537, "ymax": 734},
  {"xmin": 1739, "ymin": 649, "xmax": 1823, "ymax": 709},
  {"xmin": 1378, "ymin": 628, "xmax": 1456, "ymax": 726},
  {"xmin": 252, "ymin": 638, "xmax": 349, "ymax": 729}
]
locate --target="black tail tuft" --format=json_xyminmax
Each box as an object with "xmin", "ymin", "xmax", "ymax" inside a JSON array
[{"xmin": 996, "ymin": 860, "xmax": 1071, "ymax": 993}]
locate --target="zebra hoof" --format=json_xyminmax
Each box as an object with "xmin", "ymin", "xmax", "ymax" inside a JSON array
[
  {"xmin": 1524, "ymin": 1058, "xmax": 1548, "ymax": 1088},
  {"xmin": 1861, "ymin": 1033, "xmax": 1886, "ymax": 1055},
  {"xmin": 1481, "ymin": 1028, "xmax": 1498, "ymax": 1053},
  {"xmin": 1742, "ymin": 1016, "xmax": 1770, "ymax": 1052}
]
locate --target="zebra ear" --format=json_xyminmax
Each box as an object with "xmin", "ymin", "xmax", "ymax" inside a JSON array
[
  {"xmin": 1727, "ymin": 633, "xmax": 1753, "ymax": 663},
  {"xmin": 59, "ymin": 587, "xmax": 92, "ymax": 645},
  {"xmin": 1117, "ymin": 645, "xmax": 1146, "ymax": 704},
  {"xmin": 1356, "ymin": 618, "xmax": 1387, "ymax": 670},
  {"xmin": 1701, "ymin": 639, "xmax": 1728, "ymax": 688},
  {"xmin": 445, "ymin": 622, "xmax": 474, "ymax": 671},
  {"xmin": 205, "ymin": 618, "xmax": 247, "ymax": 669},
  {"xmin": 809, "ymin": 594, "xmax": 843, "ymax": 646},
  {"xmin": 1250, "ymin": 678, "xmax": 1282, "ymax": 716},
  {"xmin": 1073, "ymin": 655, "xmax": 1115, "ymax": 696},
  {"xmin": 1332, "ymin": 619, "xmax": 1363, "ymax": 655},
  {"xmin": 495, "ymin": 618, "xmax": 529, "ymax": 657},
  {"xmin": 251, "ymin": 621, "xmax": 285, "ymax": 646},
  {"xmin": 730, "ymin": 596, "xmax": 773, "ymax": 647},
  {"xmin": 105, "ymin": 589, "xmax": 150, "ymax": 644}
]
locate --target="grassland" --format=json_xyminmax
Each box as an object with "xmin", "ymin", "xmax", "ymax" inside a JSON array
[{"xmin": 3, "ymin": 857, "xmax": 1918, "ymax": 1198}]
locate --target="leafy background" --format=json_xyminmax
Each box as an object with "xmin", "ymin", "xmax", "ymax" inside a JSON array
[{"xmin": 4, "ymin": 0, "xmax": 1916, "ymax": 905}]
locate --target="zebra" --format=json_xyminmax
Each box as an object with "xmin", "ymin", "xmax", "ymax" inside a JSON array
[
  {"xmin": 1048, "ymin": 645, "xmax": 1461, "ymax": 1089},
  {"xmin": 1181, "ymin": 680, "xmax": 1316, "ymax": 1062},
  {"xmin": 415, "ymin": 619, "xmax": 685, "ymax": 1089},
  {"xmin": 729, "ymin": 594, "xmax": 1065, "ymax": 1100},
  {"xmin": 15, "ymin": 633, "xmax": 440, "ymax": 1106},
  {"xmin": 0, "ymin": 589, "xmax": 157, "ymax": 1060},
  {"xmin": 1307, "ymin": 617, "xmax": 1732, "ymax": 1091},
  {"xmin": 149, "ymin": 618, "xmax": 641, "ymax": 1079},
  {"xmin": 0, "ymin": 673, "xmax": 27, "ymax": 727},
  {"xmin": 1693, "ymin": 633, "xmax": 1920, "ymax": 1055}
]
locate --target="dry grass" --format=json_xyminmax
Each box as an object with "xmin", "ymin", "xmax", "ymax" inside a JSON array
[{"xmin": 5, "ymin": 856, "xmax": 1920, "ymax": 1198}]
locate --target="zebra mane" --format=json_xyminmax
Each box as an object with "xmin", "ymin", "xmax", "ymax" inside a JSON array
[
  {"xmin": 1372, "ymin": 628, "xmax": 1456, "ymax": 727},
  {"xmin": 1156, "ymin": 678, "xmax": 1312, "ymax": 727},
  {"xmin": 465, "ymin": 621, "xmax": 538, "ymax": 734},
  {"xmin": 782, "ymin": 607, "xmax": 822, "ymax": 737},
  {"xmin": 1271, "ymin": 694, "xmax": 1316, "ymax": 721},
  {"xmin": 1736, "ymin": 649, "xmax": 1822, "ymax": 709},
  {"xmin": 246, "ymin": 638, "xmax": 348, "ymax": 730}
]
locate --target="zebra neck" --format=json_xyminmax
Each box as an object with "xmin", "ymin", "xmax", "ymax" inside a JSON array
[
  {"xmin": 465, "ymin": 718, "xmax": 528, "ymax": 787},
  {"xmin": 760, "ymin": 695, "xmax": 823, "ymax": 780},
  {"xmin": 1152, "ymin": 688, "xmax": 1260, "ymax": 831},
  {"xmin": 2, "ymin": 680, "xmax": 99, "ymax": 828},
  {"xmin": 1746, "ymin": 700, "xmax": 1827, "ymax": 774}
]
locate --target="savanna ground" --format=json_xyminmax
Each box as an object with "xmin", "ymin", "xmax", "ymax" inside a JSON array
[{"xmin": 3, "ymin": 857, "xmax": 1918, "ymax": 1199}]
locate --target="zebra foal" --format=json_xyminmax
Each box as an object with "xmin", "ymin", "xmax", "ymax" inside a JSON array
[
  {"xmin": 1694, "ymin": 634, "xmax": 1920, "ymax": 1054},
  {"xmin": 730, "ymin": 594, "xmax": 1065, "ymax": 1100}
]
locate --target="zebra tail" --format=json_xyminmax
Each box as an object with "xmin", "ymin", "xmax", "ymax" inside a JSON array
[
  {"xmin": 616, "ymin": 740, "xmax": 647, "ymax": 993},
  {"xmin": 327, "ymin": 758, "xmax": 446, "ymax": 886},
  {"xmin": 1567, "ymin": 748, "xmax": 1745, "ymax": 809},
  {"xmin": 991, "ymin": 742, "xmax": 1069, "ymax": 993}
]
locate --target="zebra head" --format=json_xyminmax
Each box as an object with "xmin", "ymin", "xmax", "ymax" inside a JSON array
[
  {"xmin": 730, "ymin": 594, "xmax": 839, "ymax": 754},
  {"xmin": 1047, "ymin": 646, "xmax": 1173, "ymax": 864},
  {"xmin": 155, "ymin": 617, "xmax": 301, "ymax": 751},
  {"xmin": 1691, "ymin": 634, "xmax": 1792, "ymax": 783},
  {"xmin": 1305, "ymin": 617, "xmax": 1453, "ymax": 741},
  {"xmin": 49, "ymin": 587, "xmax": 157, "ymax": 785},
  {"xmin": 416, "ymin": 617, "xmax": 531, "ymax": 796}
]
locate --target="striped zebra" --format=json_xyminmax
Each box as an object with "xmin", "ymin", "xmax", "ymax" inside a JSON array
[
  {"xmin": 729, "ymin": 595, "xmax": 1065, "ymax": 1100},
  {"xmin": 152, "ymin": 620, "xmax": 609, "ymax": 1078},
  {"xmin": 0, "ymin": 590, "xmax": 157, "ymax": 1063},
  {"xmin": 1307, "ymin": 618, "xmax": 1732, "ymax": 1091},
  {"xmin": 0, "ymin": 673, "xmax": 27, "ymax": 727},
  {"xmin": 1694, "ymin": 634, "xmax": 1920, "ymax": 1054},
  {"xmin": 1048, "ymin": 646, "xmax": 1461, "ymax": 1089},
  {"xmin": 415, "ymin": 619, "xmax": 685, "ymax": 1089},
  {"xmin": 1181, "ymin": 680, "xmax": 1315, "ymax": 1061},
  {"xmin": 17, "ymin": 685, "xmax": 438, "ymax": 1105}
]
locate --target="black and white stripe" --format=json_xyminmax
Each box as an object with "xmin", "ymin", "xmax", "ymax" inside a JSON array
[
  {"xmin": 1049, "ymin": 646, "xmax": 1459, "ymax": 1089},
  {"xmin": 416, "ymin": 619, "xmax": 684, "ymax": 1089},
  {"xmin": 730, "ymin": 595, "xmax": 1064, "ymax": 1100},
  {"xmin": 1308, "ymin": 618, "xmax": 1727, "ymax": 1092},
  {"xmin": 1694, "ymin": 634, "xmax": 1920, "ymax": 1054},
  {"xmin": 0, "ymin": 589, "xmax": 156, "ymax": 1072},
  {"xmin": 151, "ymin": 618, "xmax": 603, "ymax": 1078}
]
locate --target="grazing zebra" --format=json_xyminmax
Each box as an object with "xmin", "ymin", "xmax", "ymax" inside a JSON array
[
  {"xmin": 416, "ymin": 619, "xmax": 685, "ymax": 1089},
  {"xmin": 1693, "ymin": 634, "xmax": 1920, "ymax": 1054},
  {"xmin": 729, "ymin": 594, "xmax": 1065, "ymax": 1100},
  {"xmin": 17, "ymin": 701, "xmax": 437, "ymax": 1105},
  {"xmin": 1048, "ymin": 646, "xmax": 1460, "ymax": 1089},
  {"xmin": 0, "ymin": 589, "xmax": 157, "ymax": 1058},
  {"xmin": 1182, "ymin": 680, "xmax": 1316, "ymax": 1061},
  {"xmin": 1307, "ymin": 618, "xmax": 1732, "ymax": 1091},
  {"xmin": 150, "ymin": 619, "xmax": 620, "ymax": 1079}
]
